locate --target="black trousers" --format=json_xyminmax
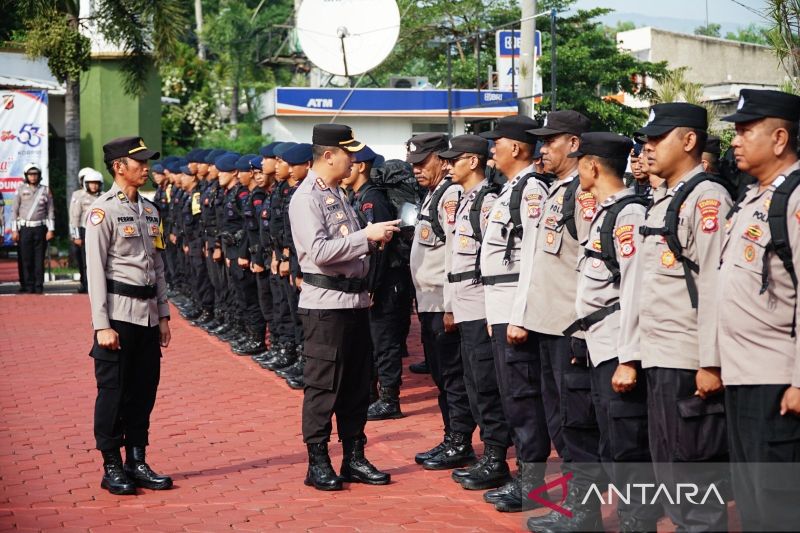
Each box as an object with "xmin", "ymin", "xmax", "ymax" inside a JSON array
[
  {"xmin": 280, "ymin": 275, "xmax": 303, "ymax": 346},
  {"xmin": 489, "ymin": 325, "xmax": 552, "ymax": 460},
  {"xmin": 300, "ymin": 308, "xmax": 372, "ymax": 443},
  {"xmin": 646, "ymin": 367, "xmax": 728, "ymax": 532},
  {"xmin": 460, "ymin": 319, "xmax": 511, "ymax": 449},
  {"xmin": 91, "ymin": 320, "xmax": 161, "ymax": 451},
  {"xmin": 189, "ymin": 245, "xmax": 214, "ymax": 312},
  {"xmin": 164, "ymin": 241, "xmax": 177, "ymax": 287},
  {"xmin": 205, "ymin": 251, "xmax": 226, "ymax": 315},
  {"xmin": 591, "ymin": 358, "xmax": 659, "ymax": 522},
  {"xmin": 18, "ymin": 225, "xmax": 47, "ymax": 292},
  {"xmin": 254, "ymin": 270, "xmax": 274, "ymax": 334},
  {"xmin": 230, "ymin": 263, "xmax": 265, "ymax": 336},
  {"xmin": 77, "ymin": 227, "xmax": 87, "ymax": 290},
  {"xmin": 370, "ymin": 268, "xmax": 413, "ymax": 389},
  {"xmin": 727, "ymin": 385, "xmax": 800, "ymax": 531},
  {"xmin": 418, "ymin": 312, "xmax": 475, "ymax": 437},
  {"xmin": 270, "ymin": 273, "xmax": 293, "ymax": 344}
]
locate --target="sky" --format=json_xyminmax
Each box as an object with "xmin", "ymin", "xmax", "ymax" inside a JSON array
[{"xmin": 570, "ymin": 0, "xmax": 770, "ymax": 35}]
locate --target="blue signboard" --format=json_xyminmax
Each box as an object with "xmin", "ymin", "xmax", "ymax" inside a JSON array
[
  {"xmin": 497, "ymin": 30, "xmax": 542, "ymax": 58},
  {"xmin": 274, "ymin": 88, "xmax": 518, "ymax": 117}
]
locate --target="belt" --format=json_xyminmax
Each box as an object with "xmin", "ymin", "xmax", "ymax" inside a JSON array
[
  {"xmin": 18, "ymin": 220, "xmax": 46, "ymax": 227},
  {"xmin": 303, "ymin": 272, "xmax": 368, "ymax": 294},
  {"xmin": 563, "ymin": 303, "xmax": 621, "ymax": 336},
  {"xmin": 447, "ymin": 270, "xmax": 479, "ymax": 283},
  {"xmin": 106, "ymin": 279, "xmax": 157, "ymax": 300},
  {"xmin": 481, "ymin": 273, "xmax": 519, "ymax": 286}
]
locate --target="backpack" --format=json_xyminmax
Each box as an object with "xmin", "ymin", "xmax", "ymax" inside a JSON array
[
  {"xmin": 418, "ymin": 178, "xmax": 459, "ymax": 241},
  {"xmin": 462, "ymin": 180, "xmax": 503, "ymax": 282},
  {"xmin": 370, "ymin": 159, "xmax": 422, "ymax": 217},
  {"xmin": 584, "ymin": 195, "xmax": 648, "ymax": 283},
  {"xmin": 639, "ymin": 172, "xmax": 729, "ymax": 309},
  {"xmin": 554, "ymin": 177, "xmax": 582, "ymax": 241},
  {"xmin": 503, "ymin": 171, "xmax": 552, "ymax": 264}
]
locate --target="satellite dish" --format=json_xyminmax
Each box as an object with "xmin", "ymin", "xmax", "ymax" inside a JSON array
[{"xmin": 296, "ymin": 0, "xmax": 400, "ymax": 77}]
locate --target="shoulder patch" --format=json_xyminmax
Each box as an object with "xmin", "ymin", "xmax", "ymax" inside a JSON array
[
  {"xmin": 615, "ymin": 224, "xmax": 636, "ymax": 258},
  {"xmin": 577, "ymin": 191, "xmax": 596, "ymax": 221},
  {"xmin": 443, "ymin": 199, "xmax": 458, "ymax": 225},
  {"xmin": 697, "ymin": 198, "xmax": 721, "ymax": 233},
  {"xmin": 361, "ymin": 202, "xmax": 373, "ymax": 212},
  {"xmin": 238, "ymin": 190, "xmax": 249, "ymax": 199},
  {"xmin": 89, "ymin": 208, "xmax": 105, "ymax": 226}
]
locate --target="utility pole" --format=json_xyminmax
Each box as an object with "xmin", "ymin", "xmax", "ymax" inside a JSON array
[
  {"xmin": 195, "ymin": 0, "xmax": 206, "ymax": 60},
  {"xmin": 518, "ymin": 0, "xmax": 537, "ymax": 117}
]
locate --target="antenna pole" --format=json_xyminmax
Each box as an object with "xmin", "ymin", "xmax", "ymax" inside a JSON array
[{"xmin": 338, "ymin": 27, "xmax": 354, "ymax": 87}]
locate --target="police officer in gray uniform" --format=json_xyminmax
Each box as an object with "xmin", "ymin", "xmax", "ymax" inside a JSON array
[
  {"xmin": 718, "ymin": 89, "xmax": 800, "ymax": 531},
  {"xmin": 288, "ymin": 124, "xmax": 400, "ymax": 491},
  {"xmin": 70, "ymin": 168, "xmax": 104, "ymax": 293},
  {"xmin": 85, "ymin": 136, "xmax": 172, "ymax": 496},
  {"xmin": 12, "ymin": 163, "xmax": 55, "ymax": 294}
]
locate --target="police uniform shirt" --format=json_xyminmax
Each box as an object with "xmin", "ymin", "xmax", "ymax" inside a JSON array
[
  {"xmin": 69, "ymin": 188, "xmax": 99, "ymax": 238},
  {"xmin": 11, "ymin": 181, "xmax": 55, "ymax": 231},
  {"xmin": 450, "ymin": 178, "xmax": 496, "ymax": 324},
  {"xmin": 288, "ymin": 170, "xmax": 371, "ymax": 309},
  {"xmin": 410, "ymin": 179, "xmax": 463, "ymax": 313},
  {"xmin": 199, "ymin": 179, "xmax": 219, "ymax": 246},
  {"xmin": 637, "ymin": 165, "xmax": 731, "ymax": 370},
  {"xmin": 84, "ymin": 182, "xmax": 169, "ymax": 330},
  {"xmin": 576, "ymin": 189, "xmax": 646, "ymax": 366},
  {"xmin": 481, "ymin": 164, "xmax": 547, "ymax": 327},
  {"xmin": 512, "ymin": 173, "xmax": 593, "ymax": 333},
  {"xmin": 718, "ymin": 161, "xmax": 800, "ymax": 386}
]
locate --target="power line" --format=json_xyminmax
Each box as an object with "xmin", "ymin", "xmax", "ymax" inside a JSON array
[{"xmin": 726, "ymin": 0, "xmax": 768, "ymax": 21}]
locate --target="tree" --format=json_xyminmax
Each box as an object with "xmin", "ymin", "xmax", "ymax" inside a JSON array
[
  {"xmin": 764, "ymin": 0, "xmax": 800, "ymax": 91},
  {"xmin": 725, "ymin": 23, "xmax": 770, "ymax": 45},
  {"xmin": 18, "ymin": 0, "xmax": 188, "ymax": 217},
  {"xmin": 695, "ymin": 23, "xmax": 722, "ymax": 38}
]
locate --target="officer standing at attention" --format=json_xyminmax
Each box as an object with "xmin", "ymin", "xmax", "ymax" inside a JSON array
[
  {"xmin": 408, "ymin": 133, "xmax": 478, "ymax": 471},
  {"xmin": 477, "ymin": 115, "xmax": 558, "ymax": 514},
  {"xmin": 71, "ymin": 168, "xmax": 104, "ymax": 293},
  {"xmin": 288, "ymin": 124, "xmax": 399, "ymax": 491},
  {"xmin": 717, "ymin": 89, "xmax": 800, "ymax": 530},
  {"xmin": 85, "ymin": 136, "xmax": 172, "ymax": 495},
  {"xmin": 12, "ymin": 163, "xmax": 55, "ymax": 294},
  {"xmin": 570, "ymin": 132, "xmax": 661, "ymax": 532},
  {"xmin": 629, "ymin": 103, "xmax": 731, "ymax": 531},
  {"xmin": 343, "ymin": 145, "xmax": 413, "ymax": 420},
  {"xmin": 438, "ymin": 134, "xmax": 513, "ymax": 492},
  {"xmin": 521, "ymin": 111, "xmax": 603, "ymax": 532}
]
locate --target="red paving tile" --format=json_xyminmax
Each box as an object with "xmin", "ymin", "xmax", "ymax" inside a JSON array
[{"xmin": 0, "ymin": 293, "xmax": 730, "ymax": 532}]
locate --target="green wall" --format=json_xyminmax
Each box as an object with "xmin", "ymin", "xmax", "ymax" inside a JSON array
[{"xmin": 79, "ymin": 59, "xmax": 162, "ymax": 182}]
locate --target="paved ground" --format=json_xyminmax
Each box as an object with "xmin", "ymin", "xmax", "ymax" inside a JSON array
[{"xmin": 0, "ymin": 292, "xmax": 563, "ymax": 532}]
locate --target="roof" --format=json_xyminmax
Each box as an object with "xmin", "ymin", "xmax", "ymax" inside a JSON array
[{"xmin": 0, "ymin": 75, "xmax": 65, "ymax": 95}]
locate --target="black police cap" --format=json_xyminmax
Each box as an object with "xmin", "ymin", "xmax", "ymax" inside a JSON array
[
  {"xmin": 406, "ymin": 133, "xmax": 449, "ymax": 164},
  {"xmin": 704, "ymin": 135, "xmax": 721, "ymax": 155},
  {"xmin": 528, "ymin": 110, "xmax": 591, "ymax": 137},
  {"xmin": 312, "ymin": 124, "xmax": 364, "ymax": 152},
  {"xmin": 439, "ymin": 134, "xmax": 489, "ymax": 159},
  {"xmin": 103, "ymin": 136, "xmax": 160, "ymax": 163},
  {"xmin": 721, "ymin": 88, "xmax": 800, "ymax": 123},
  {"xmin": 635, "ymin": 103, "xmax": 707, "ymax": 138},
  {"xmin": 568, "ymin": 132, "xmax": 633, "ymax": 160},
  {"xmin": 480, "ymin": 115, "xmax": 539, "ymax": 145}
]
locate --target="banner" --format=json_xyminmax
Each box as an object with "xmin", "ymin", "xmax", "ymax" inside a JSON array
[{"xmin": 0, "ymin": 90, "xmax": 49, "ymax": 246}]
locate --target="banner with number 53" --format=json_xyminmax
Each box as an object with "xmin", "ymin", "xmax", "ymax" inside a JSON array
[{"xmin": 0, "ymin": 90, "xmax": 48, "ymax": 245}]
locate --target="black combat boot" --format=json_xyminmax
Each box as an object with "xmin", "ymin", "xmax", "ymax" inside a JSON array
[
  {"xmin": 408, "ymin": 360, "xmax": 430, "ymax": 374},
  {"xmin": 415, "ymin": 431, "xmax": 451, "ymax": 465},
  {"xmin": 100, "ymin": 449, "xmax": 136, "ymax": 495},
  {"xmin": 286, "ymin": 374, "xmax": 305, "ymax": 390},
  {"xmin": 191, "ymin": 310, "xmax": 213, "ymax": 326},
  {"xmin": 233, "ymin": 332, "xmax": 267, "ymax": 356},
  {"xmin": 493, "ymin": 460, "xmax": 546, "ymax": 512},
  {"xmin": 618, "ymin": 514, "xmax": 658, "ymax": 533},
  {"xmin": 340, "ymin": 436, "xmax": 390, "ymax": 485},
  {"xmin": 124, "ymin": 446, "xmax": 173, "ymax": 490},
  {"xmin": 263, "ymin": 344, "xmax": 298, "ymax": 371},
  {"xmin": 458, "ymin": 445, "xmax": 511, "ymax": 490},
  {"xmin": 452, "ymin": 453, "xmax": 490, "ymax": 482},
  {"xmin": 367, "ymin": 386, "xmax": 404, "ymax": 421},
  {"xmin": 304, "ymin": 442, "xmax": 342, "ymax": 491},
  {"xmin": 526, "ymin": 485, "xmax": 603, "ymax": 532},
  {"xmin": 483, "ymin": 477, "xmax": 518, "ymax": 504},
  {"xmin": 422, "ymin": 431, "xmax": 476, "ymax": 470},
  {"xmin": 277, "ymin": 353, "xmax": 305, "ymax": 379}
]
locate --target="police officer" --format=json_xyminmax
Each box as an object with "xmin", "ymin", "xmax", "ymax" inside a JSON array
[
  {"xmin": 571, "ymin": 132, "xmax": 661, "ymax": 532},
  {"xmin": 701, "ymin": 135, "xmax": 721, "ymax": 175},
  {"xmin": 518, "ymin": 111, "xmax": 603, "ymax": 530},
  {"xmin": 627, "ymin": 103, "xmax": 731, "ymax": 532},
  {"xmin": 197, "ymin": 149, "xmax": 227, "ymax": 331},
  {"xmin": 717, "ymin": 89, "xmax": 800, "ymax": 530},
  {"xmin": 343, "ymin": 145, "xmax": 413, "ymax": 420},
  {"xmin": 180, "ymin": 160, "xmax": 215, "ymax": 326},
  {"xmin": 288, "ymin": 123, "xmax": 399, "ymax": 491},
  {"xmin": 70, "ymin": 168, "xmax": 104, "ymax": 293},
  {"xmin": 438, "ymin": 134, "xmax": 513, "ymax": 492},
  {"xmin": 85, "ymin": 136, "xmax": 172, "ymax": 495},
  {"xmin": 12, "ymin": 163, "xmax": 55, "ymax": 294},
  {"xmin": 476, "ymin": 115, "xmax": 558, "ymax": 513},
  {"xmin": 408, "ymin": 133, "xmax": 478, "ymax": 471}
]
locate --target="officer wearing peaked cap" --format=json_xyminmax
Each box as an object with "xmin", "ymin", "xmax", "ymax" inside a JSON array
[
  {"xmin": 288, "ymin": 123, "xmax": 401, "ymax": 491},
  {"xmin": 85, "ymin": 136, "xmax": 173, "ymax": 496},
  {"xmin": 570, "ymin": 132, "xmax": 661, "ymax": 531},
  {"xmin": 407, "ymin": 132, "xmax": 479, "ymax": 472},
  {"xmin": 626, "ymin": 103, "xmax": 731, "ymax": 532},
  {"xmin": 717, "ymin": 88, "xmax": 800, "ymax": 530}
]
